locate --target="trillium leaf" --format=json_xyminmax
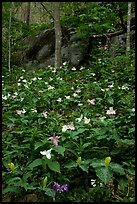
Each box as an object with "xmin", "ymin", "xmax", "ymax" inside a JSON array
[
  {"xmin": 46, "ymin": 160, "xmax": 60, "ymax": 173},
  {"xmin": 110, "ymin": 163, "xmax": 125, "ymax": 175},
  {"xmin": 28, "ymin": 159, "xmax": 42, "ymax": 170},
  {"xmin": 79, "ymin": 163, "xmax": 89, "ymax": 173},
  {"xmin": 34, "ymin": 142, "xmax": 43, "ymax": 150},
  {"xmin": 53, "ymin": 145, "xmax": 65, "ymax": 156},
  {"xmin": 95, "ymin": 167, "xmax": 113, "ymax": 185}
]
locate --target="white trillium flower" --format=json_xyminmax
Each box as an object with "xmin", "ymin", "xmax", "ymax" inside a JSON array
[
  {"xmin": 32, "ymin": 77, "xmax": 37, "ymax": 81},
  {"xmin": 84, "ymin": 117, "xmax": 90, "ymax": 124},
  {"xmin": 65, "ymin": 95, "xmax": 70, "ymax": 99},
  {"xmin": 71, "ymin": 67, "xmax": 76, "ymax": 71},
  {"xmin": 56, "ymin": 98, "xmax": 62, "ymax": 102},
  {"xmin": 62, "ymin": 125, "xmax": 68, "ymax": 132},
  {"xmin": 73, "ymin": 93, "xmax": 78, "ymax": 97},
  {"xmin": 40, "ymin": 148, "xmax": 52, "ymax": 159}
]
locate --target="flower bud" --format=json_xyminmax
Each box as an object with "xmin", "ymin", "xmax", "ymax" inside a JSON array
[
  {"xmin": 104, "ymin": 157, "xmax": 111, "ymax": 167},
  {"xmin": 8, "ymin": 162, "xmax": 14, "ymax": 171},
  {"xmin": 42, "ymin": 176, "xmax": 47, "ymax": 188},
  {"xmin": 76, "ymin": 157, "xmax": 82, "ymax": 166}
]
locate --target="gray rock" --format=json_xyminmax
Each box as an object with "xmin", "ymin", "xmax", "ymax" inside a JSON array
[{"xmin": 25, "ymin": 27, "xmax": 89, "ymax": 68}]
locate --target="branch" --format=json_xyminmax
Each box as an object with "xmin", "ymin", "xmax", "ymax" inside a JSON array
[
  {"xmin": 40, "ymin": 3, "xmax": 55, "ymax": 21},
  {"xmin": 90, "ymin": 25, "xmax": 135, "ymax": 40}
]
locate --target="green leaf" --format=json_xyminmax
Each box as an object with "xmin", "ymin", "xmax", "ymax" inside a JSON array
[
  {"xmin": 71, "ymin": 128, "xmax": 88, "ymax": 136},
  {"xmin": 90, "ymin": 159, "xmax": 105, "ymax": 168},
  {"xmin": 44, "ymin": 187, "xmax": 56, "ymax": 198},
  {"xmin": 118, "ymin": 177, "xmax": 128, "ymax": 193},
  {"xmin": 28, "ymin": 158, "xmax": 42, "ymax": 170},
  {"xmin": 2, "ymin": 186, "xmax": 19, "ymax": 194},
  {"xmin": 107, "ymin": 97, "xmax": 114, "ymax": 104},
  {"xmin": 53, "ymin": 145, "xmax": 65, "ymax": 156},
  {"xmin": 46, "ymin": 160, "xmax": 60, "ymax": 173},
  {"xmin": 8, "ymin": 177, "xmax": 22, "ymax": 184},
  {"xmin": 64, "ymin": 161, "xmax": 76, "ymax": 169},
  {"xmin": 83, "ymin": 142, "xmax": 91, "ymax": 149},
  {"xmin": 22, "ymin": 172, "xmax": 32, "ymax": 181},
  {"xmin": 34, "ymin": 142, "xmax": 43, "ymax": 150},
  {"xmin": 95, "ymin": 167, "xmax": 113, "ymax": 185},
  {"xmin": 110, "ymin": 163, "xmax": 125, "ymax": 175},
  {"xmin": 79, "ymin": 163, "xmax": 89, "ymax": 173}
]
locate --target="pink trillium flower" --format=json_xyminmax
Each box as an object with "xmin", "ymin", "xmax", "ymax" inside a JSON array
[
  {"xmin": 87, "ymin": 99, "xmax": 96, "ymax": 105},
  {"xmin": 68, "ymin": 122, "xmax": 75, "ymax": 130},
  {"xmin": 106, "ymin": 107, "xmax": 116, "ymax": 115},
  {"xmin": 16, "ymin": 109, "xmax": 26, "ymax": 114},
  {"xmin": 48, "ymin": 136, "xmax": 61, "ymax": 147}
]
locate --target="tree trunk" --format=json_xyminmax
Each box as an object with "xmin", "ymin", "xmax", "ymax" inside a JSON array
[
  {"xmin": 26, "ymin": 2, "xmax": 31, "ymax": 25},
  {"xmin": 53, "ymin": 2, "xmax": 62, "ymax": 69},
  {"xmin": 8, "ymin": 2, "xmax": 13, "ymax": 72},
  {"xmin": 126, "ymin": 2, "xmax": 131, "ymax": 56}
]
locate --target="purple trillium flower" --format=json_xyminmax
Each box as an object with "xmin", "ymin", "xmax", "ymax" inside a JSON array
[{"xmin": 53, "ymin": 182, "xmax": 68, "ymax": 193}]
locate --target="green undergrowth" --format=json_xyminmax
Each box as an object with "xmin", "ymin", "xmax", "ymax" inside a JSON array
[{"xmin": 2, "ymin": 51, "xmax": 135, "ymax": 202}]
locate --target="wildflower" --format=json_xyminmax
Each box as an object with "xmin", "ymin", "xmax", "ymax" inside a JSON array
[
  {"xmin": 56, "ymin": 98, "xmax": 62, "ymax": 102},
  {"xmin": 68, "ymin": 122, "xmax": 75, "ymax": 130},
  {"xmin": 40, "ymin": 148, "xmax": 52, "ymax": 159},
  {"xmin": 2, "ymin": 95, "xmax": 7, "ymax": 100},
  {"xmin": 132, "ymin": 108, "xmax": 135, "ymax": 112},
  {"xmin": 52, "ymin": 69, "xmax": 56, "ymax": 73},
  {"xmin": 63, "ymin": 62, "xmax": 67, "ymax": 65},
  {"xmin": 75, "ymin": 89, "xmax": 81, "ymax": 93},
  {"xmin": 12, "ymin": 95, "xmax": 17, "ymax": 99},
  {"xmin": 32, "ymin": 77, "xmax": 37, "ymax": 81},
  {"xmin": 22, "ymin": 69, "xmax": 25, "ymax": 72},
  {"xmin": 108, "ymin": 83, "xmax": 114, "ymax": 88},
  {"xmin": 76, "ymin": 115, "xmax": 83, "ymax": 122},
  {"xmin": 91, "ymin": 179, "xmax": 96, "ymax": 187},
  {"xmin": 99, "ymin": 116, "xmax": 106, "ymax": 121},
  {"xmin": 48, "ymin": 85, "xmax": 54, "ymax": 90},
  {"xmin": 45, "ymin": 82, "xmax": 48, "ymax": 85},
  {"xmin": 87, "ymin": 99, "xmax": 96, "ymax": 105},
  {"xmin": 65, "ymin": 95, "xmax": 70, "ymax": 99},
  {"xmin": 71, "ymin": 67, "xmax": 76, "ymax": 71},
  {"xmin": 31, "ymin": 108, "xmax": 37, "ymax": 113},
  {"xmin": 73, "ymin": 93, "xmax": 78, "ymax": 97},
  {"xmin": 8, "ymin": 162, "xmax": 14, "ymax": 171},
  {"xmin": 38, "ymin": 77, "xmax": 42, "ymax": 80},
  {"xmin": 38, "ymin": 90, "xmax": 44, "ymax": 93},
  {"xmin": 53, "ymin": 182, "xmax": 68, "ymax": 193},
  {"xmin": 24, "ymin": 84, "xmax": 29, "ymax": 88},
  {"xmin": 42, "ymin": 111, "xmax": 48, "ymax": 118},
  {"xmin": 62, "ymin": 125, "xmax": 68, "ymax": 132},
  {"xmin": 83, "ymin": 117, "xmax": 90, "ymax": 124},
  {"xmin": 48, "ymin": 136, "xmax": 61, "ymax": 147},
  {"xmin": 22, "ymin": 79, "xmax": 27, "ymax": 83},
  {"xmin": 106, "ymin": 107, "xmax": 116, "ymax": 115},
  {"xmin": 91, "ymin": 73, "xmax": 96, "ymax": 76},
  {"xmin": 78, "ymin": 103, "xmax": 83, "ymax": 106},
  {"xmin": 62, "ymin": 122, "xmax": 75, "ymax": 132},
  {"xmin": 20, "ymin": 98, "xmax": 24, "ymax": 102},
  {"xmin": 80, "ymin": 66, "xmax": 84, "ymax": 70},
  {"xmin": 16, "ymin": 109, "xmax": 26, "ymax": 114}
]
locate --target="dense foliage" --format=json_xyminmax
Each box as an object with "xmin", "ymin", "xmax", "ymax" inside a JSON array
[{"xmin": 2, "ymin": 2, "xmax": 135, "ymax": 202}]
